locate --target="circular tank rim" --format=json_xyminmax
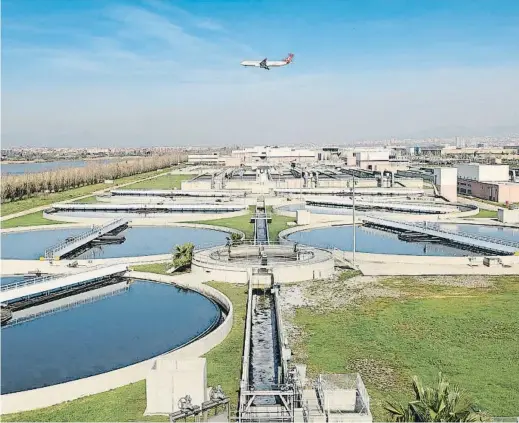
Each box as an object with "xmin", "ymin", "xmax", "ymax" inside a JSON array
[
  {"xmin": 41, "ymin": 207, "xmax": 249, "ymax": 224},
  {"xmin": 0, "ymin": 274, "xmax": 234, "ymax": 415},
  {"xmin": 278, "ymin": 221, "xmax": 519, "ymax": 261},
  {"xmin": 273, "ymin": 201, "xmax": 480, "ymax": 220},
  {"xmin": 0, "ymin": 222, "xmax": 246, "ymax": 239}
]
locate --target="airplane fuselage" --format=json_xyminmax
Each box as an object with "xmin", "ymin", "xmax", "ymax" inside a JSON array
[
  {"xmin": 240, "ymin": 54, "xmax": 294, "ymax": 70},
  {"xmin": 240, "ymin": 60, "xmax": 288, "ymax": 67}
]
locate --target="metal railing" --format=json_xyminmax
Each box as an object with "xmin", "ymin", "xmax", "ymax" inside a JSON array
[
  {"xmin": 193, "ymin": 245, "xmax": 318, "ymax": 268},
  {"xmin": 364, "ymin": 216, "xmax": 519, "ymax": 251},
  {"xmin": 1, "ymin": 273, "xmax": 64, "ymax": 292},
  {"xmin": 420, "ymin": 221, "xmax": 519, "ymax": 248},
  {"xmin": 0, "ymin": 264, "xmax": 126, "ymax": 292},
  {"xmin": 44, "ymin": 218, "xmax": 128, "ymax": 259},
  {"xmin": 6, "ymin": 284, "xmax": 130, "ymax": 327}
]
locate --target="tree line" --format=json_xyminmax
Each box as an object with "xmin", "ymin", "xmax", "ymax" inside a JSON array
[{"xmin": 1, "ymin": 154, "xmax": 186, "ymax": 202}]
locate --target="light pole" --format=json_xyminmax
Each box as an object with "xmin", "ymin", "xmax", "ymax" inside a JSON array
[{"xmin": 352, "ymin": 175, "xmax": 356, "ymax": 267}]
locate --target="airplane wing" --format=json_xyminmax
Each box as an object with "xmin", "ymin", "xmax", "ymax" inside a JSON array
[{"xmin": 260, "ymin": 58, "xmax": 267, "ymax": 66}]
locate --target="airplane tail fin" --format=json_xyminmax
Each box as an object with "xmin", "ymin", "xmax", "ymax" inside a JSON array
[{"xmin": 285, "ymin": 53, "xmax": 294, "ymax": 64}]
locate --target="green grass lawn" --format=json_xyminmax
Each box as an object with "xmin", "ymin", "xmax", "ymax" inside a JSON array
[
  {"xmin": 2, "ymin": 282, "xmax": 247, "ymax": 422},
  {"xmin": 191, "ymin": 206, "xmax": 255, "ymax": 238},
  {"xmin": 190, "ymin": 206, "xmax": 295, "ymax": 241},
  {"xmin": 292, "ymin": 276, "xmax": 519, "ymax": 420},
  {"xmin": 266, "ymin": 206, "xmax": 295, "ymax": 241},
  {"xmin": 467, "ymin": 209, "xmax": 498, "ymax": 219},
  {"xmin": 130, "ymin": 262, "xmax": 171, "ymax": 275},
  {"xmin": 1, "ymin": 211, "xmax": 67, "ymax": 229},
  {"xmin": 203, "ymin": 283, "xmax": 247, "ymax": 415},
  {"xmin": 124, "ymin": 174, "xmax": 191, "ymax": 190},
  {"xmin": 0, "ymin": 169, "xmax": 169, "ymax": 217}
]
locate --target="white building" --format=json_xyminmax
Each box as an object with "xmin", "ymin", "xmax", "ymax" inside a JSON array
[
  {"xmin": 456, "ymin": 163, "xmax": 509, "ymax": 182},
  {"xmin": 433, "ymin": 167, "xmax": 458, "ymax": 202},
  {"xmin": 231, "ymin": 146, "xmax": 317, "ymax": 164},
  {"xmin": 355, "ymin": 150, "xmax": 390, "ymax": 170},
  {"xmin": 187, "ymin": 154, "xmax": 224, "ymax": 165}
]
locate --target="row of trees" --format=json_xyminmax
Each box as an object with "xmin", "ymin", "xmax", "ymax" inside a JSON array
[{"xmin": 1, "ymin": 154, "xmax": 186, "ymax": 202}]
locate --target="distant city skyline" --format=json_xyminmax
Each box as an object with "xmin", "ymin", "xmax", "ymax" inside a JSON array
[{"xmin": 2, "ymin": 0, "xmax": 519, "ymax": 147}]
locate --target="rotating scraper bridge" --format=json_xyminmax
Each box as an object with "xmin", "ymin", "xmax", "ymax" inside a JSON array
[{"xmin": 362, "ymin": 216, "xmax": 519, "ymax": 256}]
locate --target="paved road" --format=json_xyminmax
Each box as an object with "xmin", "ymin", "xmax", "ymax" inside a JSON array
[{"xmin": 0, "ymin": 171, "xmax": 171, "ymax": 223}]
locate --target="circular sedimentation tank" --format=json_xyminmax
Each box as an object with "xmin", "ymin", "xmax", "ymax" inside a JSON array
[
  {"xmin": 1, "ymin": 226, "xmax": 230, "ymax": 260},
  {"xmin": 285, "ymin": 223, "xmax": 519, "ymax": 257},
  {"xmin": 278, "ymin": 200, "xmax": 469, "ymax": 217},
  {"xmin": 0, "ymin": 278, "xmax": 222, "ymax": 394}
]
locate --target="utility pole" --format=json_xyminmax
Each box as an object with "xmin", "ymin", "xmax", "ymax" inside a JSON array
[{"xmin": 352, "ymin": 175, "xmax": 356, "ymax": 267}]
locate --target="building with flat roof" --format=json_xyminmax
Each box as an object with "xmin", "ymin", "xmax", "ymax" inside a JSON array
[
  {"xmin": 231, "ymin": 146, "xmax": 317, "ymax": 164},
  {"xmin": 355, "ymin": 150, "xmax": 390, "ymax": 170},
  {"xmin": 456, "ymin": 163, "xmax": 510, "ymax": 182},
  {"xmin": 457, "ymin": 179, "xmax": 519, "ymax": 204}
]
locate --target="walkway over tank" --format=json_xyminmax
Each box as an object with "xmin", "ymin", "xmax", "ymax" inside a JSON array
[
  {"xmin": 0, "ymin": 264, "xmax": 129, "ymax": 304},
  {"xmin": 44, "ymin": 218, "xmax": 129, "ymax": 260},
  {"xmin": 362, "ymin": 216, "xmax": 519, "ymax": 255}
]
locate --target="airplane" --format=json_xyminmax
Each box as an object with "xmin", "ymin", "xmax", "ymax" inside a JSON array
[{"xmin": 240, "ymin": 53, "xmax": 294, "ymax": 70}]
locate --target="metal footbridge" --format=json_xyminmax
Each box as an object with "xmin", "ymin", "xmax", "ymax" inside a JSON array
[
  {"xmin": 252, "ymin": 198, "xmax": 270, "ymax": 245},
  {"xmin": 44, "ymin": 218, "xmax": 129, "ymax": 260},
  {"xmin": 0, "ymin": 264, "xmax": 129, "ymax": 304},
  {"xmin": 5, "ymin": 281, "xmax": 130, "ymax": 327},
  {"xmin": 362, "ymin": 216, "xmax": 519, "ymax": 255}
]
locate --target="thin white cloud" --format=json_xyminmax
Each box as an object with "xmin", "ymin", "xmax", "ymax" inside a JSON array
[
  {"xmin": 143, "ymin": 0, "xmax": 225, "ymax": 32},
  {"xmin": 3, "ymin": 1, "xmax": 255, "ymax": 82}
]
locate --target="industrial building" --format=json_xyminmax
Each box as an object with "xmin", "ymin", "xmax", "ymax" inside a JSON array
[
  {"xmin": 456, "ymin": 163, "xmax": 519, "ymax": 203},
  {"xmin": 231, "ymin": 146, "xmax": 317, "ymax": 164},
  {"xmin": 354, "ymin": 150, "xmax": 390, "ymax": 170}
]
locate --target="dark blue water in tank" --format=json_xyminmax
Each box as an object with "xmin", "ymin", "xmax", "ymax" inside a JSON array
[
  {"xmin": 0, "ymin": 279, "xmax": 221, "ymax": 394},
  {"xmin": 287, "ymin": 223, "xmax": 518, "ymax": 256},
  {"xmin": 1, "ymin": 226, "xmax": 228, "ymax": 260},
  {"xmin": 0, "ymin": 276, "xmax": 25, "ymax": 287},
  {"xmin": 287, "ymin": 225, "xmax": 474, "ymax": 256}
]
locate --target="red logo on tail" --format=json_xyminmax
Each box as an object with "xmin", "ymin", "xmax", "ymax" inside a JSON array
[{"xmin": 285, "ymin": 53, "xmax": 294, "ymax": 63}]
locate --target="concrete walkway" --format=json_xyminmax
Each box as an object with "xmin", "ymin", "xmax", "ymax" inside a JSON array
[
  {"xmin": 0, "ymin": 170, "xmax": 172, "ymax": 222},
  {"xmin": 457, "ymin": 196, "xmax": 500, "ymax": 211}
]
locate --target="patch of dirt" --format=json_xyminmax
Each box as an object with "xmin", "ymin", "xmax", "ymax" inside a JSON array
[
  {"xmin": 414, "ymin": 275, "xmax": 495, "ymax": 288},
  {"xmin": 348, "ymin": 358, "xmax": 401, "ymax": 391}
]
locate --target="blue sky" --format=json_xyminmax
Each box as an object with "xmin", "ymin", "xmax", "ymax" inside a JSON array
[{"xmin": 2, "ymin": 0, "xmax": 519, "ymax": 147}]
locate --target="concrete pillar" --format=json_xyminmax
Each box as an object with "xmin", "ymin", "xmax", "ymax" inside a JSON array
[{"xmin": 144, "ymin": 358, "xmax": 207, "ymax": 415}]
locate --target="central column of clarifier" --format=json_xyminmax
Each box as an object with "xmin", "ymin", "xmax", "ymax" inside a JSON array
[{"xmin": 249, "ymin": 290, "xmax": 281, "ymax": 405}]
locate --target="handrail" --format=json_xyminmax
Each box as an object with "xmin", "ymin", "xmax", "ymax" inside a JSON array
[
  {"xmin": 44, "ymin": 218, "xmax": 128, "ymax": 259},
  {"xmin": 423, "ymin": 222, "xmax": 519, "ymax": 247},
  {"xmin": 6, "ymin": 285, "xmax": 129, "ymax": 326},
  {"xmin": 0, "ymin": 264, "xmax": 125, "ymax": 292},
  {"xmin": 365, "ymin": 216, "xmax": 519, "ymax": 250},
  {"xmin": 1, "ymin": 274, "xmax": 63, "ymax": 292}
]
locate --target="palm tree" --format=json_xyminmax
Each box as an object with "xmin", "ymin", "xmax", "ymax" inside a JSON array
[
  {"xmin": 230, "ymin": 232, "xmax": 242, "ymax": 245},
  {"xmin": 385, "ymin": 372, "xmax": 483, "ymax": 422},
  {"xmin": 172, "ymin": 242, "xmax": 195, "ymax": 271}
]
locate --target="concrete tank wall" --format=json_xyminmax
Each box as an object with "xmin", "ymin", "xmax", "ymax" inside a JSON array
[{"xmin": 0, "ymin": 275, "xmax": 234, "ymax": 414}]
